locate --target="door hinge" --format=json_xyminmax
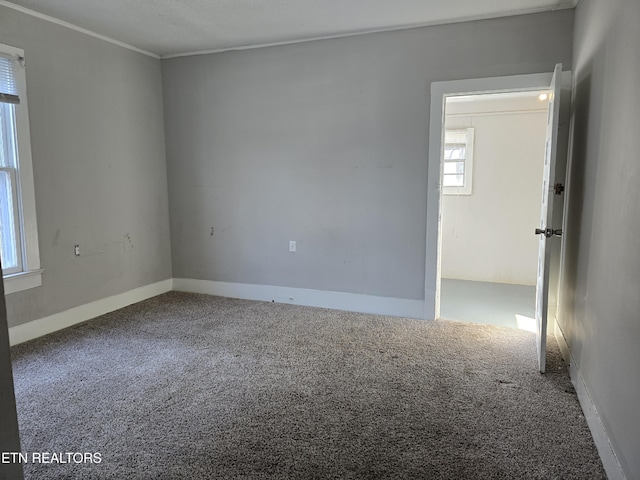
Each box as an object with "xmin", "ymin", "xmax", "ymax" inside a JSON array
[
  {"xmin": 554, "ymin": 183, "xmax": 565, "ymax": 195},
  {"xmin": 535, "ymin": 228, "xmax": 563, "ymax": 238}
]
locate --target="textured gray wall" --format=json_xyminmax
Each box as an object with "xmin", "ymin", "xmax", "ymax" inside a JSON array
[
  {"xmin": 163, "ymin": 11, "xmax": 574, "ymax": 300},
  {"xmin": 0, "ymin": 276, "xmax": 23, "ymax": 479},
  {"xmin": 0, "ymin": 6, "xmax": 172, "ymax": 328},
  {"xmin": 560, "ymin": 0, "xmax": 640, "ymax": 477}
]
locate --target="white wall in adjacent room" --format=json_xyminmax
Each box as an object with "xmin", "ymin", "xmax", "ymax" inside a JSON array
[{"xmin": 440, "ymin": 94, "xmax": 547, "ymax": 286}]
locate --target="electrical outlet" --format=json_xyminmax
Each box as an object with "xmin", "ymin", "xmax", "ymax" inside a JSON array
[
  {"xmin": 74, "ymin": 244, "xmax": 80, "ymax": 256},
  {"xmin": 289, "ymin": 240, "xmax": 296, "ymax": 252}
]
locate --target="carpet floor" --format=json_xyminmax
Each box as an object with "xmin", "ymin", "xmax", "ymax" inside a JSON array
[{"xmin": 11, "ymin": 292, "xmax": 606, "ymax": 479}]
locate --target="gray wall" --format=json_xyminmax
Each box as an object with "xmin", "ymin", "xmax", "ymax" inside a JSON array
[
  {"xmin": 163, "ymin": 10, "xmax": 574, "ymax": 300},
  {"xmin": 0, "ymin": 275, "xmax": 23, "ymax": 479},
  {"xmin": 559, "ymin": 0, "xmax": 640, "ymax": 477},
  {"xmin": 0, "ymin": 6, "xmax": 172, "ymax": 328}
]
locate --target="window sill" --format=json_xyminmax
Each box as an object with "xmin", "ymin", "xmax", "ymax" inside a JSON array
[
  {"xmin": 3, "ymin": 269, "xmax": 43, "ymax": 294},
  {"xmin": 443, "ymin": 189, "xmax": 472, "ymax": 196}
]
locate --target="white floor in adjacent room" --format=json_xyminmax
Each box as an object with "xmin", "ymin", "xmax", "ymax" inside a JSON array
[{"xmin": 439, "ymin": 278, "xmax": 536, "ymax": 330}]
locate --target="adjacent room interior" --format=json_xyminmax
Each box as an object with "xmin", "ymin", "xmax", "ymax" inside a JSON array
[
  {"xmin": 438, "ymin": 91, "xmax": 548, "ymax": 332},
  {"xmin": 0, "ymin": 0, "xmax": 638, "ymax": 478}
]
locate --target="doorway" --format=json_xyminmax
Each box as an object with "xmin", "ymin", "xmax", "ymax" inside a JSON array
[
  {"xmin": 425, "ymin": 72, "xmax": 555, "ymax": 321},
  {"xmin": 438, "ymin": 90, "xmax": 549, "ymax": 331},
  {"xmin": 425, "ymin": 69, "xmax": 569, "ymax": 372}
]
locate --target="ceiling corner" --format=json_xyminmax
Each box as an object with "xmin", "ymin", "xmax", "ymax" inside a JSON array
[{"xmin": 0, "ymin": 0, "xmax": 160, "ymax": 58}]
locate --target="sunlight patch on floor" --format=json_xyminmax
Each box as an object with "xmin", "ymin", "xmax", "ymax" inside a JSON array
[{"xmin": 515, "ymin": 314, "xmax": 536, "ymax": 333}]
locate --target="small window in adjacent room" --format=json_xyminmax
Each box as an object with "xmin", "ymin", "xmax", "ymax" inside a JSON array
[
  {"xmin": 0, "ymin": 43, "xmax": 42, "ymax": 294},
  {"xmin": 442, "ymin": 128, "xmax": 474, "ymax": 195}
]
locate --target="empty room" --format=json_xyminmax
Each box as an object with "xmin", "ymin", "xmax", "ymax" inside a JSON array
[{"xmin": 0, "ymin": 0, "xmax": 638, "ymax": 478}]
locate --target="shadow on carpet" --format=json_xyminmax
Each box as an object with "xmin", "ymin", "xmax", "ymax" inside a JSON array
[{"xmin": 11, "ymin": 292, "xmax": 606, "ymax": 479}]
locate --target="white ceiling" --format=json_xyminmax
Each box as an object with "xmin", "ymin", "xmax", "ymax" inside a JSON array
[
  {"xmin": 446, "ymin": 90, "xmax": 550, "ymax": 116},
  {"xmin": 3, "ymin": 0, "xmax": 576, "ymax": 58}
]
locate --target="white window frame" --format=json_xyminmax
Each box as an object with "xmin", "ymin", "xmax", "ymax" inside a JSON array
[
  {"xmin": 0, "ymin": 43, "xmax": 42, "ymax": 294},
  {"xmin": 442, "ymin": 127, "xmax": 474, "ymax": 196}
]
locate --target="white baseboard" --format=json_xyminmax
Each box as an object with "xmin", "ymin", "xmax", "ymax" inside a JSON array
[
  {"xmin": 173, "ymin": 278, "xmax": 425, "ymax": 319},
  {"xmin": 552, "ymin": 317, "xmax": 570, "ymax": 364},
  {"xmin": 554, "ymin": 322, "xmax": 627, "ymax": 480},
  {"xmin": 8, "ymin": 279, "xmax": 173, "ymax": 346},
  {"xmin": 8, "ymin": 278, "xmax": 423, "ymax": 346}
]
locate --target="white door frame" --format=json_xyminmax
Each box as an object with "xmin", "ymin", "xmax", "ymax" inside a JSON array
[{"xmin": 424, "ymin": 72, "xmax": 555, "ymax": 320}]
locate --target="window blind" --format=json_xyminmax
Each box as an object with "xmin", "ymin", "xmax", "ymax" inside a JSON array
[{"xmin": 0, "ymin": 55, "xmax": 19, "ymax": 105}]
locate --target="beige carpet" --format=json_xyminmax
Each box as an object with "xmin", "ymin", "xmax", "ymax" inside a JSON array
[{"xmin": 11, "ymin": 292, "xmax": 606, "ymax": 479}]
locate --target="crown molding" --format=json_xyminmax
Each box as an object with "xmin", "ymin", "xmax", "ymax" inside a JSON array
[
  {"xmin": 0, "ymin": 1, "xmax": 159, "ymax": 58},
  {"xmin": 162, "ymin": 4, "xmax": 576, "ymax": 59},
  {"xmin": 0, "ymin": 0, "xmax": 575, "ymax": 61}
]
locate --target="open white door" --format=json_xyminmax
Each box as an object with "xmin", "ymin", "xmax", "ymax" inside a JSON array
[{"xmin": 535, "ymin": 64, "xmax": 563, "ymax": 374}]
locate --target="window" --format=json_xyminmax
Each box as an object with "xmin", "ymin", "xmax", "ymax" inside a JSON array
[
  {"xmin": 442, "ymin": 128, "xmax": 474, "ymax": 195},
  {"xmin": 0, "ymin": 43, "xmax": 41, "ymax": 294}
]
